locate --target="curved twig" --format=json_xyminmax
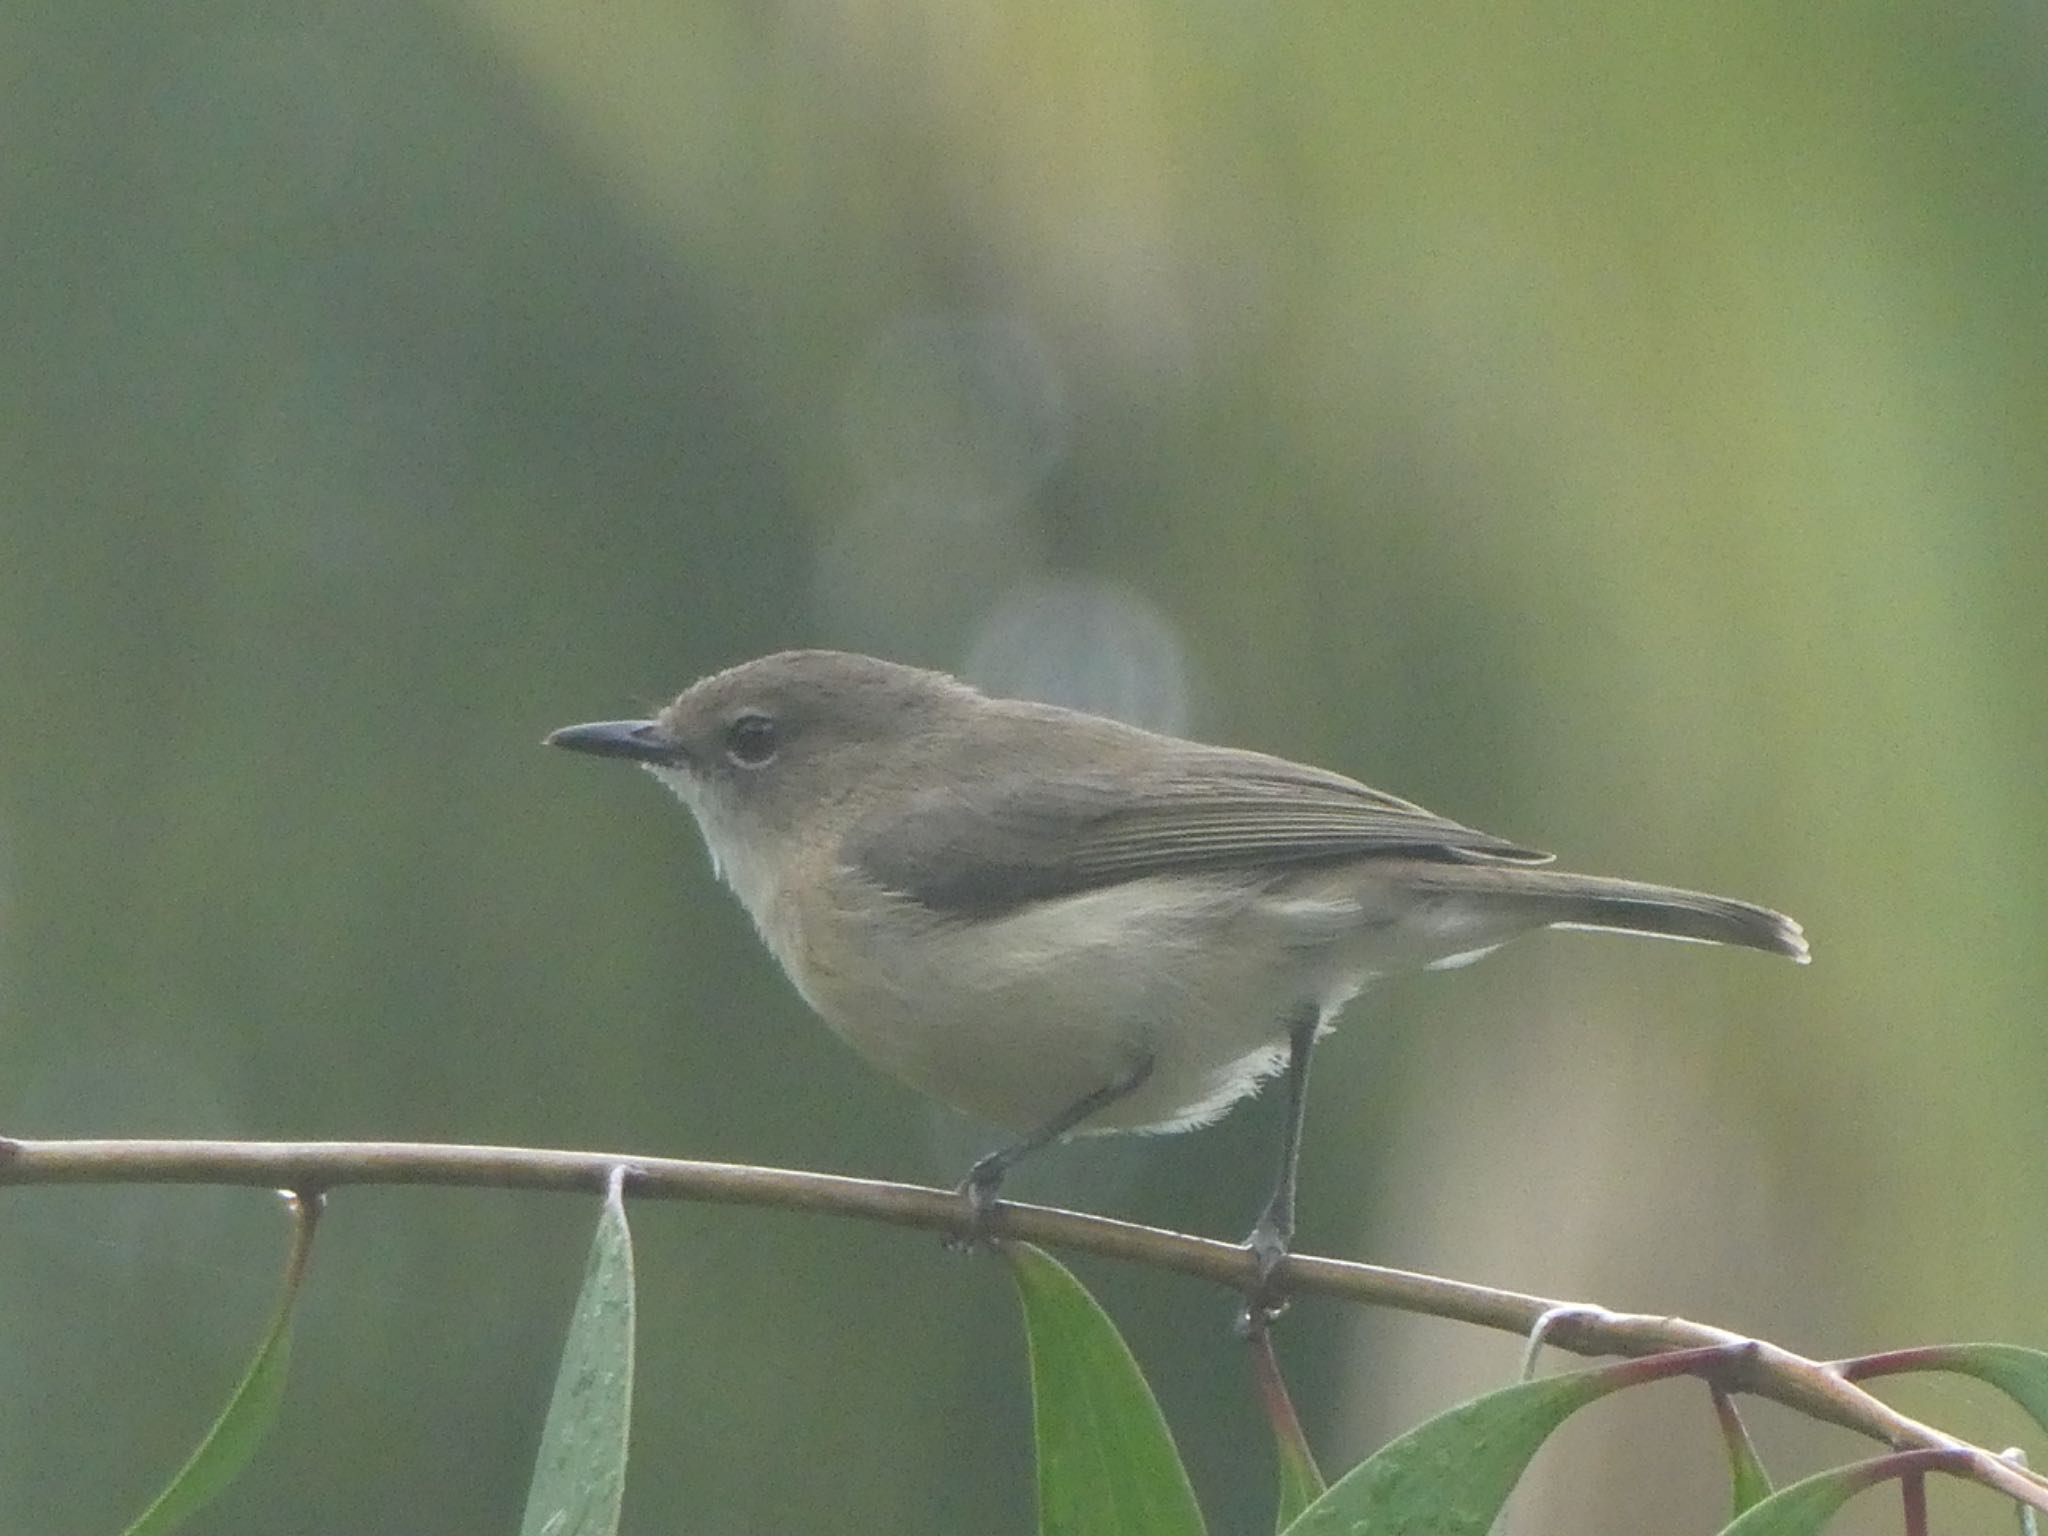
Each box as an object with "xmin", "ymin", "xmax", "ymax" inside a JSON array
[{"xmin": 2, "ymin": 1135, "xmax": 2043, "ymax": 1508}]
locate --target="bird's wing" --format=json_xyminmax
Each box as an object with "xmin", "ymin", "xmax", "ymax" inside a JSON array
[{"xmin": 844, "ymin": 749, "xmax": 1551, "ymax": 918}]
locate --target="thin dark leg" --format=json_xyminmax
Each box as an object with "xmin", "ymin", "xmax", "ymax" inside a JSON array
[
  {"xmin": 954, "ymin": 1053, "xmax": 1155, "ymax": 1242},
  {"xmin": 1241, "ymin": 1009, "xmax": 1321, "ymax": 1330}
]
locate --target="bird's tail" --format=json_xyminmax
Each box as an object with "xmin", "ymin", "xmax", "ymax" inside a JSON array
[{"xmin": 1410, "ymin": 864, "xmax": 1810, "ymax": 963}]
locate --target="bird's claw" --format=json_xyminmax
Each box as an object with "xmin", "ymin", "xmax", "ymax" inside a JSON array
[
  {"xmin": 945, "ymin": 1160, "xmax": 1005, "ymax": 1254},
  {"xmin": 1236, "ymin": 1218, "xmax": 1293, "ymax": 1336}
]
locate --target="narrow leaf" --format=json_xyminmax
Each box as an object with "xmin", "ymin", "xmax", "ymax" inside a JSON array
[
  {"xmin": 123, "ymin": 1190, "xmax": 321, "ymax": 1536},
  {"xmin": 1280, "ymin": 1369, "xmax": 1617, "ymax": 1535},
  {"xmin": 1713, "ymin": 1387, "xmax": 1773, "ymax": 1515},
  {"xmin": 1006, "ymin": 1243, "xmax": 1206, "ymax": 1536},
  {"xmin": 1713, "ymin": 1450, "xmax": 1976, "ymax": 1536},
  {"xmin": 521, "ymin": 1170, "xmax": 636, "ymax": 1536},
  {"xmin": 1713, "ymin": 1466, "xmax": 1866, "ymax": 1535},
  {"xmin": 1246, "ymin": 1325, "xmax": 1324, "ymax": 1531},
  {"xmin": 1839, "ymin": 1345, "xmax": 2048, "ymax": 1438},
  {"xmin": 1273, "ymin": 1440, "xmax": 1325, "ymax": 1533}
]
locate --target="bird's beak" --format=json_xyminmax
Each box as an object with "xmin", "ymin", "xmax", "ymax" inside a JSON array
[{"xmin": 544, "ymin": 719, "xmax": 688, "ymax": 766}]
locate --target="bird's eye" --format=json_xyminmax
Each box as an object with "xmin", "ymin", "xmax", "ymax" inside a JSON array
[{"xmin": 723, "ymin": 713, "xmax": 779, "ymax": 767}]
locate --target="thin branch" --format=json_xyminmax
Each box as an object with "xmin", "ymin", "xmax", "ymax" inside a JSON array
[{"xmin": 4, "ymin": 1135, "xmax": 2045, "ymax": 1509}]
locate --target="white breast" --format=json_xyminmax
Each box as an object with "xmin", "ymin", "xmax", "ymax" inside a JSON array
[
  {"xmin": 648, "ymin": 766, "xmax": 815, "ymax": 983},
  {"xmin": 789, "ymin": 872, "xmax": 1374, "ymax": 1136}
]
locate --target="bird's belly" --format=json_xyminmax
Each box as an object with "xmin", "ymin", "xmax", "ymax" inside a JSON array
[{"xmin": 791, "ymin": 876, "xmax": 1356, "ymax": 1136}]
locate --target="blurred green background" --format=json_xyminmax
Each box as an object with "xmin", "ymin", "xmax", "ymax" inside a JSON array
[{"xmin": 4, "ymin": 3, "xmax": 2046, "ymax": 1531}]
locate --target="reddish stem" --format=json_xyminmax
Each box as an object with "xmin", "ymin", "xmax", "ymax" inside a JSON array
[
  {"xmin": 1901, "ymin": 1470, "xmax": 1928, "ymax": 1536},
  {"xmin": 1246, "ymin": 1325, "xmax": 1323, "ymax": 1495},
  {"xmin": 1836, "ymin": 1346, "xmax": 1957, "ymax": 1382}
]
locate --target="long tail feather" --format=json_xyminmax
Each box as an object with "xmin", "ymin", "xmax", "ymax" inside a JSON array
[
  {"xmin": 1539, "ymin": 875, "xmax": 1809, "ymax": 962},
  {"xmin": 1411, "ymin": 865, "xmax": 1810, "ymax": 963}
]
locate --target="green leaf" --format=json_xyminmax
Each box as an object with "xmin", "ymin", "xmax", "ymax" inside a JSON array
[
  {"xmin": 1720, "ymin": 1458, "xmax": 1941, "ymax": 1536},
  {"xmin": 1713, "ymin": 1389, "xmax": 1773, "ymax": 1515},
  {"xmin": 1711, "ymin": 1449, "xmax": 2029, "ymax": 1536},
  {"xmin": 1274, "ymin": 1430, "xmax": 1327, "ymax": 1533},
  {"xmin": 1006, "ymin": 1243, "xmax": 1207, "ymax": 1536},
  {"xmin": 521, "ymin": 1173, "xmax": 636, "ymax": 1536},
  {"xmin": 1279, "ymin": 1369, "xmax": 1617, "ymax": 1535},
  {"xmin": 1727, "ymin": 1436, "xmax": 1775, "ymax": 1514},
  {"xmin": 1246, "ymin": 1325, "xmax": 1324, "ymax": 1531},
  {"xmin": 123, "ymin": 1192, "xmax": 320, "ymax": 1536},
  {"xmin": 1845, "ymin": 1345, "xmax": 2048, "ymax": 1438},
  {"xmin": 1713, "ymin": 1465, "xmax": 1868, "ymax": 1535}
]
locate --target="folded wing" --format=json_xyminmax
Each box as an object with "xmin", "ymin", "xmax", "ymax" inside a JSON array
[{"xmin": 846, "ymin": 747, "xmax": 1551, "ymax": 918}]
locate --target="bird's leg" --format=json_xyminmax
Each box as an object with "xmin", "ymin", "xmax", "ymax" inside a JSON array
[
  {"xmin": 1240, "ymin": 1008, "xmax": 1321, "ymax": 1333},
  {"xmin": 953, "ymin": 1053, "xmax": 1155, "ymax": 1248}
]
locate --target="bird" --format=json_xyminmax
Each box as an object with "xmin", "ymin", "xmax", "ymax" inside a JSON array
[{"xmin": 548, "ymin": 649, "xmax": 1807, "ymax": 1310}]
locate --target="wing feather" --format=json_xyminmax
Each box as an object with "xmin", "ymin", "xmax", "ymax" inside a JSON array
[{"xmin": 845, "ymin": 748, "xmax": 1550, "ymax": 917}]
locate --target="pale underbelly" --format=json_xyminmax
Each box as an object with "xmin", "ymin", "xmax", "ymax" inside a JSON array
[
  {"xmin": 760, "ymin": 858, "xmax": 1538, "ymax": 1135},
  {"xmin": 787, "ymin": 876, "xmax": 1386, "ymax": 1134}
]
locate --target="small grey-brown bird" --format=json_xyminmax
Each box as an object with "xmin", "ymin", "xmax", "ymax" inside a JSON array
[{"xmin": 550, "ymin": 650, "xmax": 1806, "ymax": 1303}]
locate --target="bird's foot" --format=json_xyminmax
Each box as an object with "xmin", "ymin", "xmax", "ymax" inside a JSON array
[
  {"xmin": 945, "ymin": 1154, "xmax": 1007, "ymax": 1254},
  {"xmin": 1235, "ymin": 1215, "xmax": 1293, "ymax": 1336}
]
